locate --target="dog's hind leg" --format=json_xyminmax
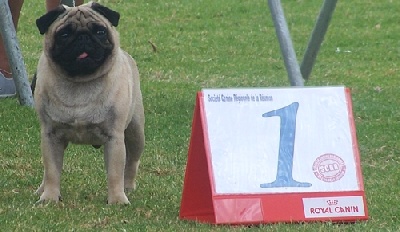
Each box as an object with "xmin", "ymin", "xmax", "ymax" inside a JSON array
[{"xmin": 123, "ymin": 117, "xmax": 145, "ymax": 192}]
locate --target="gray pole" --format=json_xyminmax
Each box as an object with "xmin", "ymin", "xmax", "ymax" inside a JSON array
[
  {"xmin": 300, "ymin": 0, "xmax": 338, "ymax": 80},
  {"xmin": 0, "ymin": 0, "xmax": 34, "ymax": 107},
  {"xmin": 268, "ymin": 0, "xmax": 304, "ymax": 87}
]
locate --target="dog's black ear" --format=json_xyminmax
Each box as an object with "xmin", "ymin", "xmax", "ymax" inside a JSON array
[
  {"xmin": 36, "ymin": 6, "xmax": 67, "ymax": 35},
  {"xmin": 91, "ymin": 2, "xmax": 120, "ymax": 27}
]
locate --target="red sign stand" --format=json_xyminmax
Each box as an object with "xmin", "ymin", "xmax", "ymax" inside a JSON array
[{"xmin": 180, "ymin": 88, "xmax": 368, "ymax": 225}]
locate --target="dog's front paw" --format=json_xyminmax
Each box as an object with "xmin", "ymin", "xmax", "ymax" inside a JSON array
[
  {"xmin": 36, "ymin": 191, "xmax": 62, "ymax": 205},
  {"xmin": 107, "ymin": 193, "xmax": 130, "ymax": 205}
]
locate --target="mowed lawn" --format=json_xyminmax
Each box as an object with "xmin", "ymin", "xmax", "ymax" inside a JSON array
[{"xmin": 0, "ymin": 0, "xmax": 399, "ymax": 231}]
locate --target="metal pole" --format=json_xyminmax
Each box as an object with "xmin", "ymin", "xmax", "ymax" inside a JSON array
[
  {"xmin": 268, "ymin": 0, "xmax": 304, "ymax": 87},
  {"xmin": 0, "ymin": 0, "xmax": 34, "ymax": 107},
  {"xmin": 300, "ymin": 0, "xmax": 338, "ymax": 80}
]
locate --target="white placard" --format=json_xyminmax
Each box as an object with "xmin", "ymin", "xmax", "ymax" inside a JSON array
[
  {"xmin": 303, "ymin": 196, "xmax": 366, "ymax": 218},
  {"xmin": 202, "ymin": 87, "xmax": 361, "ymax": 194}
]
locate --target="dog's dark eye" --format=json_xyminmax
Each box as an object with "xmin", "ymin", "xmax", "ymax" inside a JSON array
[
  {"xmin": 61, "ymin": 33, "xmax": 69, "ymax": 38},
  {"xmin": 91, "ymin": 24, "xmax": 106, "ymax": 34},
  {"xmin": 96, "ymin": 30, "xmax": 106, "ymax": 36},
  {"xmin": 57, "ymin": 26, "xmax": 73, "ymax": 40},
  {"xmin": 94, "ymin": 27, "xmax": 107, "ymax": 36}
]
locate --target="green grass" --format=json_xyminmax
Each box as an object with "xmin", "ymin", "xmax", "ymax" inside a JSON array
[{"xmin": 1, "ymin": 0, "xmax": 400, "ymax": 230}]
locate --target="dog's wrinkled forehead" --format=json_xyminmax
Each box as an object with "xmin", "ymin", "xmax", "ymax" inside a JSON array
[{"xmin": 56, "ymin": 8, "xmax": 106, "ymax": 32}]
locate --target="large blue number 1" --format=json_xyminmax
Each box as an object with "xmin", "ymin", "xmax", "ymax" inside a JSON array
[{"xmin": 260, "ymin": 102, "xmax": 312, "ymax": 188}]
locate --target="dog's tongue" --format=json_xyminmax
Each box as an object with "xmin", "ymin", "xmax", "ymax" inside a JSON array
[{"xmin": 77, "ymin": 52, "xmax": 88, "ymax": 59}]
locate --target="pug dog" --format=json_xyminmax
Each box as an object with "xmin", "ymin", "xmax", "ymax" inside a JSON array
[{"xmin": 34, "ymin": 2, "xmax": 144, "ymax": 204}]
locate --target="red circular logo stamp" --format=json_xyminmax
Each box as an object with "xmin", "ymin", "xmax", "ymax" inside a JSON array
[{"xmin": 312, "ymin": 153, "xmax": 346, "ymax": 182}]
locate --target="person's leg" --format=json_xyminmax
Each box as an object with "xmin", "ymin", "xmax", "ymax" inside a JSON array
[
  {"xmin": 46, "ymin": 0, "xmax": 61, "ymax": 11},
  {"xmin": 0, "ymin": 0, "xmax": 24, "ymax": 78},
  {"xmin": 0, "ymin": 0, "xmax": 24, "ymax": 97},
  {"xmin": 75, "ymin": 0, "xmax": 84, "ymax": 7}
]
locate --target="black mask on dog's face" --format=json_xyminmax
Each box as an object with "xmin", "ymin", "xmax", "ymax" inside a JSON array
[
  {"xmin": 51, "ymin": 21, "xmax": 113, "ymax": 76},
  {"xmin": 36, "ymin": 3, "xmax": 120, "ymax": 77}
]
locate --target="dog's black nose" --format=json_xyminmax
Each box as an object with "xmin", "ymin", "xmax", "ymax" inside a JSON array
[{"xmin": 78, "ymin": 34, "xmax": 91, "ymax": 42}]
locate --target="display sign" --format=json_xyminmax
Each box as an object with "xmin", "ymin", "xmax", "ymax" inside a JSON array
[{"xmin": 180, "ymin": 87, "xmax": 368, "ymax": 224}]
